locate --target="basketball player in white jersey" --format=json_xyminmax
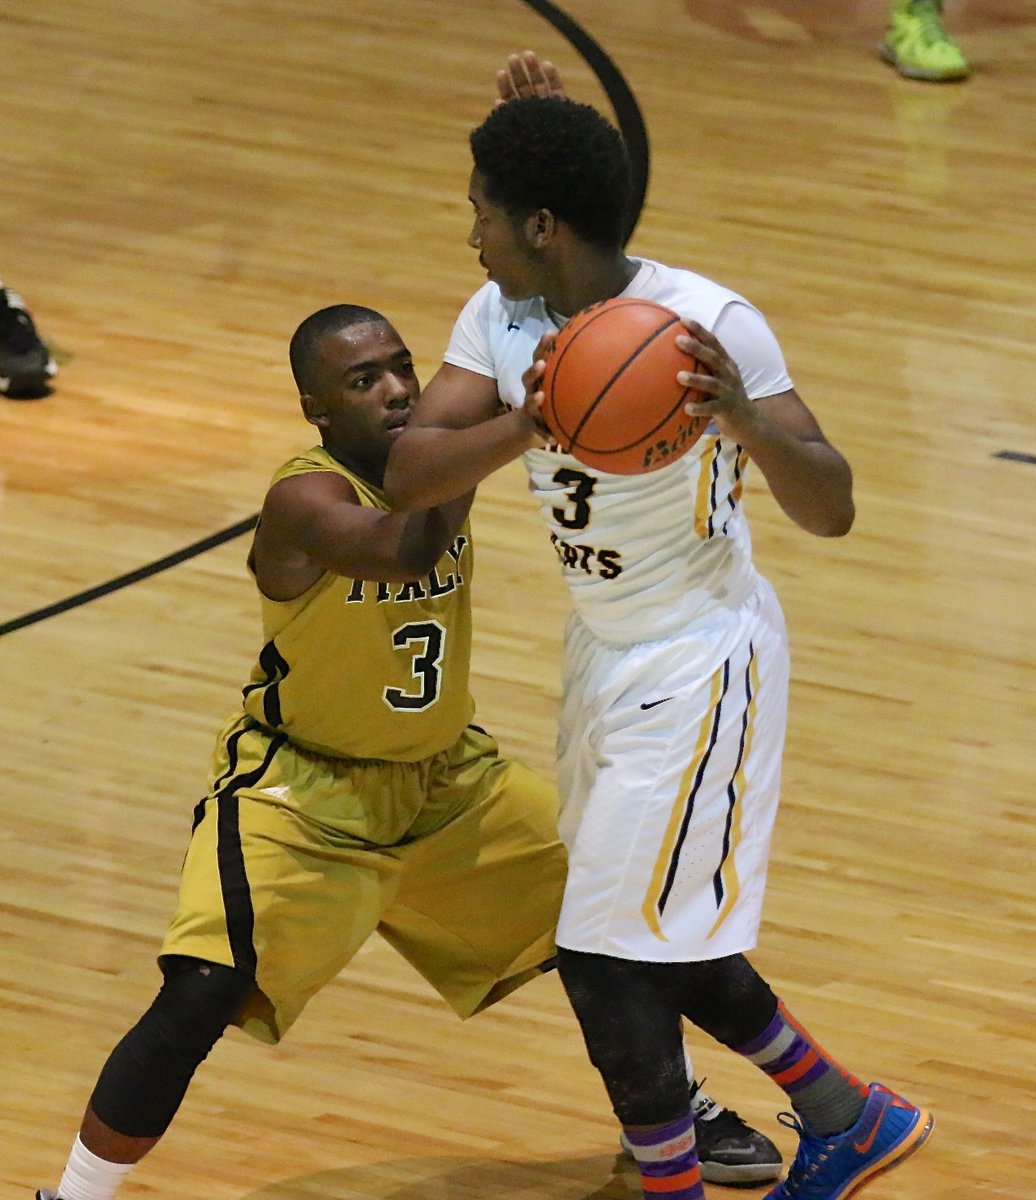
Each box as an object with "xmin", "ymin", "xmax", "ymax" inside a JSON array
[
  {"xmin": 384, "ymin": 54, "xmax": 933, "ymax": 1200},
  {"xmin": 34, "ymin": 303, "xmax": 774, "ymax": 1200}
]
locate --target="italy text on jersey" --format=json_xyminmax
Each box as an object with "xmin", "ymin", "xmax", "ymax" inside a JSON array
[{"xmin": 343, "ymin": 537, "xmax": 469, "ymax": 603}]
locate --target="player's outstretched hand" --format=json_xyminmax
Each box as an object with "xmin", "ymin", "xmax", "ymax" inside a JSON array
[
  {"xmin": 496, "ymin": 51, "xmax": 567, "ymax": 105},
  {"xmin": 520, "ymin": 331, "xmax": 557, "ymax": 445},
  {"xmin": 676, "ymin": 319, "xmax": 758, "ymax": 436}
]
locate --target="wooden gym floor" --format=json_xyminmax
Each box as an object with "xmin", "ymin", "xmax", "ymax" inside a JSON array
[{"xmin": 1, "ymin": 1, "xmax": 1034, "ymax": 1197}]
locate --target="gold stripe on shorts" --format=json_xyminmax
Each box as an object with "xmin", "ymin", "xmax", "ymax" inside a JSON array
[
  {"xmin": 641, "ymin": 662, "xmax": 728, "ymax": 940},
  {"xmin": 707, "ymin": 644, "xmax": 760, "ymax": 939}
]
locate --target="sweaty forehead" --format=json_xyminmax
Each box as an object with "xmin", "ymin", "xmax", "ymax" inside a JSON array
[{"xmin": 321, "ymin": 320, "xmax": 404, "ymax": 371}]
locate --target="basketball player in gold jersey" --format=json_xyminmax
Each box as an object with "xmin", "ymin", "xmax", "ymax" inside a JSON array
[{"xmin": 35, "ymin": 305, "xmax": 777, "ymax": 1200}]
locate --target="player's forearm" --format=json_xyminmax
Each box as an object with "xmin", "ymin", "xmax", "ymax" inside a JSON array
[
  {"xmin": 438, "ymin": 490, "xmax": 475, "ymax": 535},
  {"xmin": 385, "ymin": 413, "xmax": 536, "ymax": 510},
  {"xmin": 395, "ymin": 493, "xmax": 474, "ymax": 577},
  {"xmin": 737, "ymin": 414, "xmax": 855, "ymax": 537}
]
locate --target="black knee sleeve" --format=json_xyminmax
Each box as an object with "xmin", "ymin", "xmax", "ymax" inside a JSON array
[
  {"xmin": 667, "ymin": 953, "xmax": 778, "ymax": 1046},
  {"xmin": 89, "ymin": 956, "xmax": 254, "ymax": 1138},
  {"xmin": 556, "ymin": 947, "xmax": 690, "ymax": 1126}
]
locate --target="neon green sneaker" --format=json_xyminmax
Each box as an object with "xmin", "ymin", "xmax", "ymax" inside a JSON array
[{"xmin": 879, "ymin": 0, "xmax": 969, "ymax": 82}]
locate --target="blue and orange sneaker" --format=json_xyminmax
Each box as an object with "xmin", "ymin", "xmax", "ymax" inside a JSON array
[{"xmin": 764, "ymin": 1083, "xmax": 933, "ymax": 1199}]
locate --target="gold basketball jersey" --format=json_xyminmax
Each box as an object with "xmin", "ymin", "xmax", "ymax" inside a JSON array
[{"xmin": 242, "ymin": 447, "xmax": 474, "ymax": 761}]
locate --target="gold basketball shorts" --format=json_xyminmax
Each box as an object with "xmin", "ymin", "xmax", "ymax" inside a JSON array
[{"xmin": 160, "ymin": 714, "xmax": 566, "ymax": 1043}]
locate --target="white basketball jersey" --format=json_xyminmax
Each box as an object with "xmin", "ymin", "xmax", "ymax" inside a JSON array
[{"xmin": 443, "ymin": 258, "xmax": 793, "ymax": 644}]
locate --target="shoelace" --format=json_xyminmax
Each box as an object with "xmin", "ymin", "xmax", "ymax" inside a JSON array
[
  {"xmin": 771, "ymin": 1113, "xmax": 835, "ymax": 1196},
  {"xmin": 690, "ymin": 1077, "xmax": 756, "ymax": 1144},
  {"xmin": 700, "ymin": 1106, "xmax": 752, "ymax": 1137},
  {"xmin": 906, "ymin": 0, "xmax": 952, "ymax": 48}
]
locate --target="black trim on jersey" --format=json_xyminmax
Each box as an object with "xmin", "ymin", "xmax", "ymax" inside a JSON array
[
  {"xmin": 241, "ymin": 640, "xmax": 291, "ymax": 730},
  {"xmin": 721, "ymin": 445, "xmax": 745, "ymax": 537},
  {"xmin": 191, "ymin": 719, "xmax": 254, "ymax": 833},
  {"xmin": 214, "ymin": 731, "xmax": 287, "ymax": 973},
  {"xmin": 190, "ymin": 796, "xmax": 208, "ymax": 835},
  {"xmin": 658, "ymin": 658, "xmax": 731, "ymax": 914},
  {"xmin": 707, "ymin": 438, "xmax": 722, "ymax": 539},
  {"xmin": 713, "ymin": 641, "xmax": 756, "ymax": 908}
]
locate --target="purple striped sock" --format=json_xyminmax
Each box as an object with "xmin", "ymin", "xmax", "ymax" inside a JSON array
[{"xmin": 623, "ymin": 1113, "xmax": 703, "ymax": 1200}]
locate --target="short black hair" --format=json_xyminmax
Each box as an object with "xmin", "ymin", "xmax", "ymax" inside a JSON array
[
  {"xmin": 470, "ymin": 97, "xmax": 632, "ymax": 250},
  {"xmin": 289, "ymin": 304, "xmax": 386, "ymax": 394}
]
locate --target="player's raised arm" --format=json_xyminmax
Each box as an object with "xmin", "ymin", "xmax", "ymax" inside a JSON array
[
  {"xmin": 251, "ymin": 469, "xmax": 471, "ymax": 600},
  {"xmin": 383, "ymin": 362, "xmax": 542, "ymax": 510}
]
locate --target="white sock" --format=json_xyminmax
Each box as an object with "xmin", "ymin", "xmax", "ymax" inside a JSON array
[
  {"xmin": 683, "ymin": 1044, "xmax": 722, "ymax": 1123},
  {"xmin": 56, "ymin": 1136, "xmax": 134, "ymax": 1200}
]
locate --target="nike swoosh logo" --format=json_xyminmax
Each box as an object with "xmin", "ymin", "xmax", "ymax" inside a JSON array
[
  {"xmin": 507, "ymin": 322, "xmax": 520, "ymax": 331},
  {"xmin": 640, "ymin": 697, "xmax": 673, "ymax": 710},
  {"xmin": 853, "ymin": 1103, "xmax": 887, "ymax": 1154}
]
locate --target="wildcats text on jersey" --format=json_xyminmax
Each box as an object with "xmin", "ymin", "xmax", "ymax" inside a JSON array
[{"xmin": 549, "ymin": 532, "xmax": 623, "ymax": 580}]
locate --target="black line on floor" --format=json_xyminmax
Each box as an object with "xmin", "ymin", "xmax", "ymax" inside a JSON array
[
  {"xmin": 519, "ymin": 0, "xmax": 649, "ymax": 242},
  {"xmin": 3, "ymin": 3, "xmax": 646, "ymax": 637},
  {"xmin": 0, "ymin": 515, "xmax": 259, "ymax": 637}
]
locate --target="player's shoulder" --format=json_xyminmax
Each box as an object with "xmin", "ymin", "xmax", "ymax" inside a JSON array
[
  {"xmin": 464, "ymin": 281, "xmax": 545, "ymax": 330},
  {"xmin": 269, "ymin": 445, "xmax": 338, "ymax": 483},
  {"xmin": 266, "ymin": 459, "xmax": 359, "ymax": 513},
  {"xmin": 629, "ymin": 257, "xmax": 753, "ymax": 324},
  {"xmin": 264, "ymin": 447, "xmax": 365, "ymax": 514}
]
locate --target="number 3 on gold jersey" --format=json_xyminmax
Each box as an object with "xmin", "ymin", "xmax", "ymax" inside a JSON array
[{"xmin": 383, "ymin": 620, "xmax": 446, "ymax": 711}]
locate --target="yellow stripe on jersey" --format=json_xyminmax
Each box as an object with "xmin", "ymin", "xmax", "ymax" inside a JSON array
[
  {"xmin": 641, "ymin": 665, "xmax": 726, "ymax": 940},
  {"xmin": 693, "ymin": 436, "xmax": 721, "ymax": 540},
  {"xmin": 707, "ymin": 648, "xmax": 760, "ymax": 940},
  {"xmin": 692, "ymin": 439, "xmax": 751, "ymax": 542},
  {"xmin": 241, "ymin": 447, "xmax": 475, "ymax": 762},
  {"xmin": 728, "ymin": 447, "xmax": 749, "ymax": 513}
]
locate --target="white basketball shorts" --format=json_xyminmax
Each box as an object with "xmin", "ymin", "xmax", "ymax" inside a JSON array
[{"xmin": 555, "ymin": 575, "xmax": 789, "ymax": 962}]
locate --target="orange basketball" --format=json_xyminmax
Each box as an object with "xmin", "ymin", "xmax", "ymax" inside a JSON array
[{"xmin": 540, "ymin": 298, "xmax": 709, "ymax": 475}]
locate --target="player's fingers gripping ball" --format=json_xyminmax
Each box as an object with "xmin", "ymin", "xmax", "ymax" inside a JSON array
[{"xmin": 540, "ymin": 298, "xmax": 710, "ymax": 474}]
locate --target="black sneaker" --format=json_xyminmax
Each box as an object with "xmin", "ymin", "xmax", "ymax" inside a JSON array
[
  {"xmin": 0, "ymin": 283, "xmax": 58, "ymax": 398},
  {"xmin": 692, "ymin": 1087, "xmax": 783, "ymax": 1187},
  {"xmin": 36, "ymin": 1191, "xmax": 59, "ymax": 1199},
  {"xmin": 618, "ymin": 1083, "xmax": 783, "ymax": 1188}
]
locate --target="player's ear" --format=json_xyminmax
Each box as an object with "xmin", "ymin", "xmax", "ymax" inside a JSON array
[
  {"xmin": 300, "ymin": 392, "xmax": 329, "ymax": 430},
  {"xmin": 525, "ymin": 207, "xmax": 556, "ymax": 249}
]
